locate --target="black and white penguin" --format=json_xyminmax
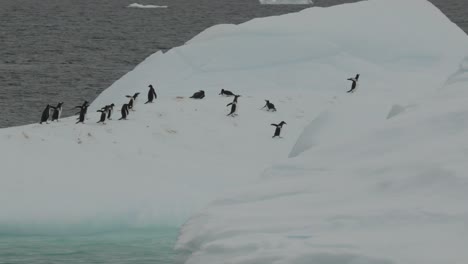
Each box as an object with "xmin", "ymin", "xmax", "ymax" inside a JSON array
[
  {"xmin": 119, "ymin": 103, "xmax": 130, "ymax": 120},
  {"xmin": 75, "ymin": 104, "xmax": 89, "ymax": 124},
  {"xmin": 97, "ymin": 105, "xmax": 109, "ymax": 124},
  {"xmin": 40, "ymin": 104, "xmax": 53, "ymax": 124},
  {"xmin": 145, "ymin": 84, "xmax": 158, "ymax": 104},
  {"xmin": 51, "ymin": 102, "xmax": 63, "ymax": 122},
  {"xmin": 190, "ymin": 90, "xmax": 205, "ymax": 99},
  {"xmin": 219, "ymin": 89, "xmax": 235, "ymax": 97},
  {"xmin": 262, "ymin": 100, "xmax": 277, "ymax": 112},
  {"xmin": 104, "ymin": 103, "xmax": 115, "ymax": 120},
  {"xmin": 346, "ymin": 74, "xmax": 360, "ymax": 93},
  {"xmin": 271, "ymin": 121, "xmax": 287, "ymax": 138},
  {"xmin": 126, "ymin": 93, "xmax": 140, "ymax": 110},
  {"xmin": 74, "ymin": 101, "xmax": 89, "ymax": 116},
  {"xmin": 226, "ymin": 95, "xmax": 241, "ymax": 117}
]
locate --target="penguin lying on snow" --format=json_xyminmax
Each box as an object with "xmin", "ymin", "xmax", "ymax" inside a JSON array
[
  {"xmin": 262, "ymin": 100, "xmax": 276, "ymax": 112},
  {"xmin": 346, "ymin": 74, "xmax": 360, "ymax": 93},
  {"xmin": 145, "ymin": 84, "xmax": 157, "ymax": 104},
  {"xmin": 271, "ymin": 121, "xmax": 286, "ymax": 138},
  {"xmin": 219, "ymin": 89, "xmax": 235, "ymax": 96},
  {"xmin": 190, "ymin": 90, "xmax": 205, "ymax": 99},
  {"xmin": 226, "ymin": 95, "xmax": 241, "ymax": 117}
]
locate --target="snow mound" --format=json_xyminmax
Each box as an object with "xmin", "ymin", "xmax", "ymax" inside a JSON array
[
  {"xmin": 172, "ymin": 0, "xmax": 468, "ymax": 264},
  {"xmin": 128, "ymin": 3, "xmax": 168, "ymax": 8},
  {"xmin": 259, "ymin": 0, "xmax": 313, "ymax": 4}
]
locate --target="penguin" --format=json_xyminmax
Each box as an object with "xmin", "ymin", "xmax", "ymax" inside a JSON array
[
  {"xmin": 126, "ymin": 93, "xmax": 140, "ymax": 110},
  {"xmin": 103, "ymin": 103, "xmax": 115, "ymax": 120},
  {"xmin": 97, "ymin": 106, "xmax": 109, "ymax": 124},
  {"xmin": 75, "ymin": 104, "xmax": 89, "ymax": 124},
  {"xmin": 226, "ymin": 95, "xmax": 241, "ymax": 117},
  {"xmin": 190, "ymin": 90, "xmax": 205, "ymax": 99},
  {"xmin": 271, "ymin": 121, "xmax": 287, "ymax": 138},
  {"xmin": 51, "ymin": 102, "xmax": 63, "ymax": 122},
  {"xmin": 346, "ymin": 74, "xmax": 360, "ymax": 93},
  {"xmin": 219, "ymin": 89, "xmax": 235, "ymax": 97},
  {"xmin": 74, "ymin": 101, "xmax": 89, "ymax": 116},
  {"xmin": 40, "ymin": 104, "xmax": 53, "ymax": 124},
  {"xmin": 119, "ymin": 103, "xmax": 130, "ymax": 120},
  {"xmin": 145, "ymin": 84, "xmax": 158, "ymax": 104},
  {"xmin": 262, "ymin": 100, "xmax": 277, "ymax": 112}
]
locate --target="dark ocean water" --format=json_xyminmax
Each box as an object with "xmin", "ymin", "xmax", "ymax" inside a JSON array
[{"xmin": 1, "ymin": 0, "xmax": 466, "ymax": 128}]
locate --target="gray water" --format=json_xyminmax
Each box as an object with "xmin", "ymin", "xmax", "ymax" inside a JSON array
[
  {"xmin": 1, "ymin": 0, "xmax": 467, "ymax": 263},
  {"xmin": 3, "ymin": 0, "xmax": 466, "ymax": 128}
]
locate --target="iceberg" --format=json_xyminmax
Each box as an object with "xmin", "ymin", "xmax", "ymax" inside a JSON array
[
  {"xmin": 128, "ymin": 3, "xmax": 168, "ymax": 9},
  {"xmin": 259, "ymin": 0, "xmax": 313, "ymax": 4},
  {"xmin": 1, "ymin": 0, "xmax": 468, "ymax": 263}
]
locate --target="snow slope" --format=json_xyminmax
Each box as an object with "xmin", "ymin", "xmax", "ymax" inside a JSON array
[
  {"xmin": 1, "ymin": 0, "xmax": 468, "ymax": 263},
  {"xmin": 169, "ymin": 0, "xmax": 468, "ymax": 264}
]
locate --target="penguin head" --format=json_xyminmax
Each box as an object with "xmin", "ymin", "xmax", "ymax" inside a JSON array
[
  {"xmin": 265, "ymin": 100, "xmax": 269, "ymax": 103},
  {"xmin": 134, "ymin": 92, "xmax": 140, "ymax": 98},
  {"xmin": 110, "ymin": 103, "xmax": 115, "ymax": 107},
  {"xmin": 356, "ymin": 74, "xmax": 360, "ymax": 80},
  {"xmin": 149, "ymin": 84, "xmax": 153, "ymax": 88},
  {"xmin": 280, "ymin": 121, "xmax": 287, "ymax": 125}
]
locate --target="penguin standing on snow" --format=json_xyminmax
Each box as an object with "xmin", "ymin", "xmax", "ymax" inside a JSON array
[
  {"xmin": 119, "ymin": 103, "xmax": 130, "ymax": 120},
  {"xmin": 346, "ymin": 74, "xmax": 360, "ymax": 93},
  {"xmin": 145, "ymin": 85, "xmax": 158, "ymax": 104},
  {"xmin": 104, "ymin": 103, "xmax": 115, "ymax": 120},
  {"xmin": 97, "ymin": 106, "xmax": 109, "ymax": 124},
  {"xmin": 74, "ymin": 101, "xmax": 89, "ymax": 116},
  {"xmin": 219, "ymin": 89, "xmax": 235, "ymax": 97},
  {"xmin": 40, "ymin": 104, "xmax": 54, "ymax": 124},
  {"xmin": 271, "ymin": 121, "xmax": 287, "ymax": 138},
  {"xmin": 262, "ymin": 100, "xmax": 277, "ymax": 112},
  {"xmin": 190, "ymin": 90, "xmax": 205, "ymax": 99},
  {"xmin": 75, "ymin": 104, "xmax": 89, "ymax": 124},
  {"xmin": 51, "ymin": 102, "xmax": 63, "ymax": 122},
  {"xmin": 226, "ymin": 95, "xmax": 240, "ymax": 117},
  {"xmin": 126, "ymin": 93, "xmax": 140, "ymax": 110}
]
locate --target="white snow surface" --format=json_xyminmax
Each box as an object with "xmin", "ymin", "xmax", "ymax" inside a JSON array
[
  {"xmin": 128, "ymin": 3, "xmax": 168, "ymax": 8},
  {"xmin": 2, "ymin": 0, "xmax": 468, "ymax": 263},
  {"xmin": 259, "ymin": 0, "xmax": 313, "ymax": 5}
]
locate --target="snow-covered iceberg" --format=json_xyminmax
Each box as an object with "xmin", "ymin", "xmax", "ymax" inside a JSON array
[
  {"xmin": 259, "ymin": 0, "xmax": 313, "ymax": 4},
  {"xmin": 128, "ymin": 3, "xmax": 168, "ymax": 9},
  {"xmin": 1, "ymin": 0, "xmax": 468, "ymax": 262}
]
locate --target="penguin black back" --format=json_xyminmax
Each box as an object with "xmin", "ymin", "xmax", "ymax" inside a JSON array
[
  {"xmin": 263, "ymin": 100, "xmax": 276, "ymax": 111},
  {"xmin": 190, "ymin": 90, "xmax": 205, "ymax": 99},
  {"xmin": 51, "ymin": 102, "xmax": 63, "ymax": 122},
  {"xmin": 346, "ymin": 74, "xmax": 360, "ymax": 93},
  {"xmin": 40, "ymin": 104, "xmax": 52, "ymax": 124},
  {"xmin": 145, "ymin": 84, "xmax": 158, "ymax": 104},
  {"xmin": 119, "ymin": 104, "xmax": 130, "ymax": 120},
  {"xmin": 76, "ymin": 105, "xmax": 88, "ymax": 124},
  {"xmin": 219, "ymin": 89, "xmax": 235, "ymax": 96},
  {"xmin": 271, "ymin": 121, "xmax": 286, "ymax": 138}
]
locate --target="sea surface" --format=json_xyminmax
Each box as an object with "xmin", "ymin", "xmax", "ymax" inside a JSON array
[
  {"xmin": 1, "ymin": 0, "xmax": 467, "ymax": 263},
  {"xmin": 2, "ymin": 0, "xmax": 466, "ymax": 128}
]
